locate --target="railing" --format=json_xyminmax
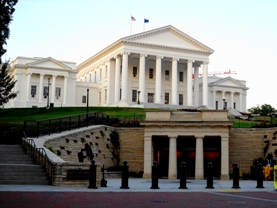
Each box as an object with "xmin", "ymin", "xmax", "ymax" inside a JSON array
[{"xmin": 21, "ymin": 131, "xmax": 55, "ymax": 184}]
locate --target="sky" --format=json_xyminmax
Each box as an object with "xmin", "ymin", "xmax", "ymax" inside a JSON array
[{"xmin": 4, "ymin": 0, "xmax": 277, "ymax": 110}]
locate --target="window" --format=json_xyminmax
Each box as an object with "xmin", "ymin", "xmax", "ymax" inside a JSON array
[
  {"xmin": 120, "ymin": 65, "xmax": 122, "ymax": 74},
  {"xmin": 132, "ymin": 90, "xmax": 137, "ymax": 102},
  {"xmin": 104, "ymin": 89, "xmax": 107, "ymax": 102},
  {"xmin": 224, "ymin": 101, "xmax": 227, "ymax": 110},
  {"xmin": 165, "ymin": 70, "xmax": 169, "ymax": 80},
  {"xmin": 82, "ymin": 96, "xmax": 86, "ymax": 103},
  {"xmin": 179, "ymin": 94, "xmax": 183, "ymax": 105},
  {"xmin": 31, "ymin": 85, "xmax": 36, "ymax": 97},
  {"xmin": 99, "ymin": 92, "xmax": 101, "ymax": 104},
  {"xmin": 148, "ymin": 93, "xmax": 154, "ymax": 103},
  {"xmin": 215, "ymin": 101, "xmax": 218, "ymax": 110},
  {"xmin": 179, "ymin": 72, "xmax": 183, "ymax": 82},
  {"xmin": 99, "ymin": 69, "xmax": 102, "ymax": 80},
  {"xmin": 149, "ymin": 68, "xmax": 153, "ymax": 79},
  {"xmin": 234, "ymin": 102, "xmax": 236, "ymax": 109},
  {"xmin": 165, "ymin": 93, "xmax": 169, "ymax": 104},
  {"xmin": 43, "ymin": 86, "xmax": 48, "ymax": 98},
  {"xmin": 105, "ymin": 66, "xmax": 108, "ymax": 77},
  {"xmin": 55, "ymin": 87, "xmax": 61, "ymax": 99},
  {"xmin": 133, "ymin": 67, "xmax": 137, "ymax": 77},
  {"xmin": 120, "ymin": 89, "xmax": 122, "ymax": 100}
]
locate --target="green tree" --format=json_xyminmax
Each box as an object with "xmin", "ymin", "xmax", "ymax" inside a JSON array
[
  {"xmin": 248, "ymin": 104, "xmax": 276, "ymax": 116},
  {"xmin": 0, "ymin": 0, "xmax": 18, "ymax": 106}
]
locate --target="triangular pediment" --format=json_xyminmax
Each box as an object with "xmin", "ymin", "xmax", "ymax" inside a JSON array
[
  {"xmin": 27, "ymin": 57, "xmax": 72, "ymax": 71},
  {"xmin": 210, "ymin": 76, "xmax": 247, "ymax": 89},
  {"xmin": 122, "ymin": 25, "xmax": 214, "ymax": 54}
]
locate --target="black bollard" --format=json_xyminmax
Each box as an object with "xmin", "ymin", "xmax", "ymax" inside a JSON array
[
  {"xmin": 120, "ymin": 160, "xmax": 129, "ymax": 189},
  {"xmin": 88, "ymin": 160, "xmax": 97, "ymax": 189},
  {"xmin": 206, "ymin": 162, "xmax": 214, "ymax": 189},
  {"xmin": 179, "ymin": 161, "xmax": 188, "ymax": 189},
  {"xmin": 232, "ymin": 163, "xmax": 240, "ymax": 189},
  {"xmin": 150, "ymin": 161, "xmax": 160, "ymax": 189},
  {"xmin": 101, "ymin": 164, "xmax": 107, "ymax": 187},
  {"xmin": 256, "ymin": 163, "xmax": 264, "ymax": 188}
]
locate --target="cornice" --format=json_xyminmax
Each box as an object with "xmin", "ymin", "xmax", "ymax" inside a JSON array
[
  {"xmin": 14, "ymin": 64, "xmax": 78, "ymax": 73},
  {"xmin": 27, "ymin": 57, "xmax": 73, "ymax": 71}
]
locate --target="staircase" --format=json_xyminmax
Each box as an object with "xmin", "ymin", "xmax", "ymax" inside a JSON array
[{"xmin": 0, "ymin": 144, "xmax": 50, "ymax": 185}]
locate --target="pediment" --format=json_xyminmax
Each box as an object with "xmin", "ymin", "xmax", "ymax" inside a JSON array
[
  {"xmin": 26, "ymin": 57, "xmax": 72, "ymax": 71},
  {"xmin": 210, "ymin": 76, "xmax": 247, "ymax": 89},
  {"xmin": 122, "ymin": 25, "xmax": 214, "ymax": 54}
]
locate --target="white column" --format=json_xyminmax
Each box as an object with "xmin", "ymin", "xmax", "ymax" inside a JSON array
[
  {"xmin": 143, "ymin": 136, "xmax": 152, "ymax": 179},
  {"xmin": 114, "ymin": 56, "xmax": 121, "ymax": 103},
  {"xmin": 193, "ymin": 65, "xmax": 199, "ymax": 106},
  {"xmin": 212, "ymin": 91, "xmax": 216, "ymax": 109},
  {"xmin": 168, "ymin": 136, "xmax": 177, "ymax": 179},
  {"xmin": 230, "ymin": 92, "xmax": 234, "ymax": 109},
  {"xmin": 63, "ymin": 76, "xmax": 68, "ymax": 105},
  {"xmin": 221, "ymin": 137, "xmax": 229, "ymax": 180},
  {"xmin": 139, "ymin": 54, "xmax": 146, "ymax": 103},
  {"xmin": 92, "ymin": 70, "xmax": 95, "ymax": 83},
  {"xmin": 155, "ymin": 56, "xmax": 162, "ymax": 104},
  {"xmin": 202, "ymin": 62, "xmax": 208, "ymax": 106},
  {"xmin": 38, "ymin": 74, "xmax": 44, "ymax": 102},
  {"xmin": 51, "ymin": 75, "xmax": 56, "ymax": 103},
  {"xmin": 72, "ymin": 78, "xmax": 76, "ymax": 106},
  {"xmin": 239, "ymin": 92, "xmax": 243, "ymax": 111},
  {"xmin": 171, "ymin": 58, "xmax": 178, "ymax": 105},
  {"xmin": 121, "ymin": 52, "xmax": 129, "ymax": 102},
  {"xmin": 14, "ymin": 73, "xmax": 21, "ymax": 102},
  {"xmin": 195, "ymin": 137, "xmax": 204, "ymax": 180},
  {"xmin": 222, "ymin": 91, "xmax": 225, "ymax": 110},
  {"xmin": 187, "ymin": 60, "xmax": 193, "ymax": 106},
  {"xmin": 26, "ymin": 73, "xmax": 32, "ymax": 102}
]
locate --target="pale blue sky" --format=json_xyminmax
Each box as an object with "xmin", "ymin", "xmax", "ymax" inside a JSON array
[{"xmin": 4, "ymin": 0, "xmax": 277, "ymax": 109}]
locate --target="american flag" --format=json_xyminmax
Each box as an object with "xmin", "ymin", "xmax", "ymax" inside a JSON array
[{"xmin": 131, "ymin": 16, "xmax": 136, "ymax": 21}]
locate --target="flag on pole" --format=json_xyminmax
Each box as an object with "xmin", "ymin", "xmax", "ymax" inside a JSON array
[
  {"xmin": 144, "ymin": 18, "xmax": 149, "ymax": 23},
  {"xmin": 131, "ymin": 16, "xmax": 136, "ymax": 21}
]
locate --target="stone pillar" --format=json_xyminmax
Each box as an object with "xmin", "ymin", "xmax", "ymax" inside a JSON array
[
  {"xmin": 51, "ymin": 75, "xmax": 56, "ymax": 103},
  {"xmin": 221, "ymin": 136, "xmax": 229, "ymax": 180},
  {"xmin": 63, "ymin": 76, "xmax": 68, "ymax": 105},
  {"xmin": 38, "ymin": 74, "xmax": 44, "ymax": 103},
  {"xmin": 187, "ymin": 60, "xmax": 193, "ymax": 106},
  {"xmin": 168, "ymin": 136, "xmax": 177, "ymax": 179},
  {"xmin": 202, "ymin": 62, "xmax": 208, "ymax": 106},
  {"xmin": 230, "ymin": 92, "xmax": 234, "ymax": 109},
  {"xmin": 195, "ymin": 137, "xmax": 204, "ymax": 180},
  {"xmin": 155, "ymin": 56, "xmax": 162, "ymax": 104},
  {"xmin": 114, "ymin": 56, "xmax": 121, "ymax": 103},
  {"xmin": 171, "ymin": 58, "xmax": 178, "ymax": 105},
  {"xmin": 239, "ymin": 92, "xmax": 243, "ymax": 111},
  {"xmin": 212, "ymin": 91, "xmax": 216, "ymax": 109},
  {"xmin": 26, "ymin": 73, "xmax": 32, "ymax": 102},
  {"xmin": 121, "ymin": 52, "xmax": 129, "ymax": 102},
  {"xmin": 193, "ymin": 65, "xmax": 199, "ymax": 106},
  {"xmin": 143, "ymin": 136, "xmax": 152, "ymax": 179},
  {"xmin": 139, "ymin": 54, "xmax": 146, "ymax": 103},
  {"xmin": 14, "ymin": 73, "xmax": 21, "ymax": 102}
]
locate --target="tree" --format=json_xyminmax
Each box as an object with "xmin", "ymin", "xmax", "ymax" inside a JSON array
[
  {"xmin": 248, "ymin": 104, "xmax": 276, "ymax": 116},
  {"xmin": 0, "ymin": 0, "xmax": 18, "ymax": 106}
]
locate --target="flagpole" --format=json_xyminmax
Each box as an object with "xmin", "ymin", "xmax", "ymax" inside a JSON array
[
  {"xmin": 143, "ymin": 17, "xmax": 145, "ymax": 32},
  {"xmin": 130, "ymin": 16, "xmax": 132, "ymax": 35}
]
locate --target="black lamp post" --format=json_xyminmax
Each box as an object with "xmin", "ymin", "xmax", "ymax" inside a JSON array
[
  {"xmin": 137, "ymin": 90, "xmax": 141, "ymax": 104},
  {"xmin": 223, "ymin": 97, "xmax": 226, "ymax": 110},
  {"xmin": 86, "ymin": 86, "xmax": 89, "ymax": 124},
  {"xmin": 47, "ymin": 78, "xmax": 51, "ymax": 109}
]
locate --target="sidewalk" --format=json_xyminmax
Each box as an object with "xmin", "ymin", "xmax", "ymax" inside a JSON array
[{"xmin": 0, "ymin": 179, "xmax": 276, "ymax": 192}]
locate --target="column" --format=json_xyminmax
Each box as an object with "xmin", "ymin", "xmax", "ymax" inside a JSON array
[
  {"xmin": 143, "ymin": 136, "xmax": 152, "ymax": 179},
  {"xmin": 168, "ymin": 136, "xmax": 177, "ymax": 179},
  {"xmin": 187, "ymin": 60, "xmax": 193, "ymax": 106},
  {"xmin": 230, "ymin": 92, "xmax": 234, "ymax": 109},
  {"xmin": 14, "ymin": 73, "xmax": 21, "ymax": 102},
  {"xmin": 202, "ymin": 62, "xmax": 208, "ymax": 106},
  {"xmin": 195, "ymin": 137, "xmax": 204, "ymax": 180},
  {"xmin": 155, "ymin": 56, "xmax": 162, "ymax": 104},
  {"xmin": 38, "ymin": 74, "xmax": 44, "ymax": 102},
  {"xmin": 121, "ymin": 52, "xmax": 128, "ymax": 102},
  {"xmin": 239, "ymin": 92, "xmax": 243, "ymax": 111},
  {"xmin": 222, "ymin": 91, "xmax": 225, "ymax": 110},
  {"xmin": 26, "ymin": 73, "xmax": 32, "ymax": 102},
  {"xmin": 212, "ymin": 91, "xmax": 216, "ymax": 109},
  {"xmin": 139, "ymin": 54, "xmax": 146, "ymax": 103},
  {"xmin": 221, "ymin": 137, "xmax": 229, "ymax": 180},
  {"xmin": 193, "ymin": 65, "xmax": 199, "ymax": 106},
  {"xmin": 171, "ymin": 58, "xmax": 178, "ymax": 105},
  {"xmin": 63, "ymin": 76, "xmax": 68, "ymax": 105},
  {"xmin": 114, "ymin": 56, "xmax": 121, "ymax": 103},
  {"xmin": 51, "ymin": 75, "xmax": 56, "ymax": 103}
]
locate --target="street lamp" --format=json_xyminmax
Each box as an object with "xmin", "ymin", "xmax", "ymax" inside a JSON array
[
  {"xmin": 47, "ymin": 78, "xmax": 51, "ymax": 109},
  {"xmin": 222, "ymin": 97, "xmax": 226, "ymax": 110},
  {"xmin": 137, "ymin": 90, "xmax": 141, "ymax": 104},
  {"xmin": 86, "ymin": 86, "xmax": 89, "ymax": 125}
]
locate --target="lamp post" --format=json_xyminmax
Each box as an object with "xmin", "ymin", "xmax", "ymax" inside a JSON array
[
  {"xmin": 86, "ymin": 86, "xmax": 89, "ymax": 125},
  {"xmin": 222, "ymin": 97, "xmax": 226, "ymax": 110},
  {"xmin": 137, "ymin": 90, "xmax": 141, "ymax": 105},
  {"xmin": 47, "ymin": 78, "xmax": 51, "ymax": 109}
]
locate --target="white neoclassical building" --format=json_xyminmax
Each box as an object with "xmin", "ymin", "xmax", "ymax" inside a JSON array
[{"xmin": 77, "ymin": 25, "xmax": 248, "ymax": 111}]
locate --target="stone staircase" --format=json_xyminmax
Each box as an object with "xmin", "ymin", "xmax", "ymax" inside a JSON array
[{"xmin": 0, "ymin": 144, "xmax": 50, "ymax": 185}]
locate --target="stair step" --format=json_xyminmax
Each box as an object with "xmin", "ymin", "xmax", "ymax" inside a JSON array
[{"xmin": 0, "ymin": 180, "xmax": 50, "ymax": 185}]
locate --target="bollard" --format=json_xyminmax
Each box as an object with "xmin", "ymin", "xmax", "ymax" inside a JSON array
[
  {"xmin": 232, "ymin": 163, "xmax": 240, "ymax": 189},
  {"xmin": 120, "ymin": 160, "xmax": 129, "ymax": 189},
  {"xmin": 88, "ymin": 160, "xmax": 97, "ymax": 189},
  {"xmin": 179, "ymin": 161, "xmax": 188, "ymax": 189},
  {"xmin": 150, "ymin": 161, "xmax": 160, "ymax": 189},
  {"xmin": 256, "ymin": 163, "xmax": 264, "ymax": 188},
  {"xmin": 206, "ymin": 162, "xmax": 214, "ymax": 189},
  {"xmin": 101, "ymin": 164, "xmax": 107, "ymax": 187}
]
